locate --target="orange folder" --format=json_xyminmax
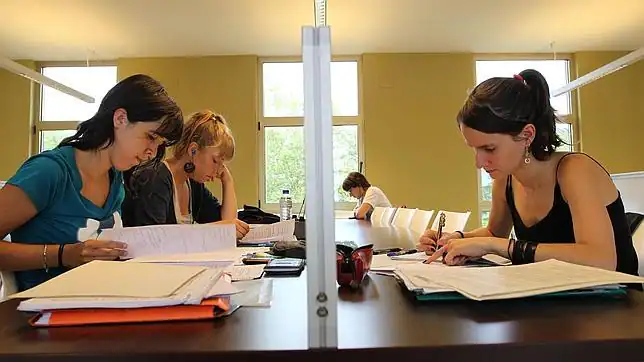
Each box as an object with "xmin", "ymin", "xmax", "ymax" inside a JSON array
[{"xmin": 28, "ymin": 297, "xmax": 233, "ymax": 327}]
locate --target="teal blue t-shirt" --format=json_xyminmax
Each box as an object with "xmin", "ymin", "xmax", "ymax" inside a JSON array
[{"xmin": 7, "ymin": 146, "xmax": 124, "ymax": 291}]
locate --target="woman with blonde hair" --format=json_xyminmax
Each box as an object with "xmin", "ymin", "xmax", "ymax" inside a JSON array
[{"xmin": 122, "ymin": 110, "xmax": 249, "ymax": 238}]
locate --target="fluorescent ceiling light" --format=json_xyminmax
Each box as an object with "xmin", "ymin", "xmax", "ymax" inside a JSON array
[
  {"xmin": 0, "ymin": 56, "xmax": 95, "ymax": 103},
  {"xmin": 552, "ymin": 47, "xmax": 644, "ymax": 97}
]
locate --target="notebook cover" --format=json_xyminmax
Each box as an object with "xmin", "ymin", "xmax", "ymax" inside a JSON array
[{"xmin": 28, "ymin": 298, "xmax": 233, "ymax": 327}]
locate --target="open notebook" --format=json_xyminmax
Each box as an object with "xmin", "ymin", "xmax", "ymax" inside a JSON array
[{"xmin": 394, "ymin": 259, "xmax": 644, "ymax": 301}]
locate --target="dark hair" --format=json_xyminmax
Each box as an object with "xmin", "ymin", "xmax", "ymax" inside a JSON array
[
  {"xmin": 456, "ymin": 69, "xmax": 564, "ymax": 161},
  {"xmin": 342, "ymin": 172, "xmax": 371, "ymax": 192},
  {"xmin": 59, "ymin": 74, "xmax": 183, "ymax": 164}
]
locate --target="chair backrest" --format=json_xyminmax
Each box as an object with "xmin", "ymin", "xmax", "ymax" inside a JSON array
[
  {"xmin": 409, "ymin": 209, "xmax": 435, "ymax": 234},
  {"xmin": 378, "ymin": 207, "xmax": 398, "ymax": 226},
  {"xmin": 0, "ymin": 235, "xmax": 17, "ymax": 300},
  {"xmin": 632, "ymin": 221, "xmax": 644, "ymax": 276},
  {"xmin": 370, "ymin": 207, "xmax": 386, "ymax": 225},
  {"xmin": 430, "ymin": 210, "xmax": 471, "ymax": 233},
  {"xmin": 391, "ymin": 208, "xmax": 417, "ymax": 229}
]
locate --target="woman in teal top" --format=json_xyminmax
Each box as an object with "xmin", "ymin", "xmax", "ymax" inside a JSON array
[{"xmin": 0, "ymin": 74, "xmax": 184, "ymax": 291}]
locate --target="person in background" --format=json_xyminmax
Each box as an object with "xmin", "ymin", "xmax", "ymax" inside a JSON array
[
  {"xmin": 342, "ymin": 172, "xmax": 392, "ymax": 220},
  {"xmin": 419, "ymin": 69, "xmax": 638, "ymax": 276},
  {"xmin": 0, "ymin": 74, "xmax": 184, "ymax": 291},
  {"xmin": 122, "ymin": 110, "xmax": 249, "ymax": 239}
]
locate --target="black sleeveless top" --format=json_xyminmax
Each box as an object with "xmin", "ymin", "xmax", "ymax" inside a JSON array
[{"xmin": 506, "ymin": 153, "xmax": 638, "ymax": 276}]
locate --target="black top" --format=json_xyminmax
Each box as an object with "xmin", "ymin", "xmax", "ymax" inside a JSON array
[
  {"xmin": 121, "ymin": 163, "xmax": 222, "ymax": 226},
  {"xmin": 506, "ymin": 153, "xmax": 638, "ymax": 276}
]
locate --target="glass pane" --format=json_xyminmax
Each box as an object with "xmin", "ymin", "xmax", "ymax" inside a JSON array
[
  {"xmin": 556, "ymin": 123, "xmax": 573, "ymax": 152},
  {"xmin": 475, "ymin": 60, "xmax": 571, "ymax": 115},
  {"xmin": 40, "ymin": 130, "xmax": 77, "ymax": 152},
  {"xmin": 262, "ymin": 61, "xmax": 359, "ymax": 117},
  {"xmin": 264, "ymin": 125, "xmax": 359, "ymax": 204},
  {"xmin": 480, "ymin": 170, "xmax": 493, "ymax": 201},
  {"xmin": 333, "ymin": 125, "xmax": 359, "ymax": 202},
  {"xmin": 41, "ymin": 66, "xmax": 117, "ymax": 122},
  {"xmin": 481, "ymin": 210, "xmax": 490, "ymax": 227}
]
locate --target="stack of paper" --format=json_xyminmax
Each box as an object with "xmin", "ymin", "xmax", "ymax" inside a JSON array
[
  {"xmin": 394, "ymin": 259, "xmax": 644, "ymax": 301},
  {"xmin": 11, "ymin": 260, "xmax": 237, "ymax": 327}
]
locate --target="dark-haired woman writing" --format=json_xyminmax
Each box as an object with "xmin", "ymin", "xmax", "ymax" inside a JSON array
[
  {"xmin": 0, "ymin": 74, "xmax": 184, "ymax": 291},
  {"xmin": 419, "ymin": 69, "xmax": 638, "ymax": 275}
]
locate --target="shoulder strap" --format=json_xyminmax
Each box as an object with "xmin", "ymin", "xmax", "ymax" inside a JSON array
[{"xmin": 556, "ymin": 152, "xmax": 611, "ymax": 178}]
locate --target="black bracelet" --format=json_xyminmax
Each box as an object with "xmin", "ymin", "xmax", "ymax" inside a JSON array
[
  {"xmin": 512, "ymin": 239, "xmax": 526, "ymax": 264},
  {"xmin": 524, "ymin": 242, "xmax": 538, "ymax": 263},
  {"xmin": 455, "ymin": 231, "xmax": 464, "ymax": 238},
  {"xmin": 58, "ymin": 244, "xmax": 65, "ymax": 268},
  {"xmin": 520, "ymin": 240, "xmax": 529, "ymax": 264},
  {"xmin": 507, "ymin": 238, "xmax": 515, "ymax": 263}
]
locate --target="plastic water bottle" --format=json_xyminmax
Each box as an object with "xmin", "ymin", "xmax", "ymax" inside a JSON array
[{"xmin": 279, "ymin": 189, "xmax": 293, "ymax": 221}]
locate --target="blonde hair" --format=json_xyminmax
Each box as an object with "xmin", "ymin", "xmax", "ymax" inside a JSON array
[{"xmin": 173, "ymin": 110, "xmax": 235, "ymax": 160}]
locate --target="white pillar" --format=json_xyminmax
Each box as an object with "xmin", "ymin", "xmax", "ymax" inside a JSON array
[{"xmin": 302, "ymin": 25, "xmax": 338, "ymax": 349}]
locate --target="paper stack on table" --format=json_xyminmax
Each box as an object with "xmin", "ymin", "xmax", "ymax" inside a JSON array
[
  {"xmin": 11, "ymin": 260, "xmax": 238, "ymax": 327},
  {"xmin": 394, "ymin": 259, "xmax": 644, "ymax": 301}
]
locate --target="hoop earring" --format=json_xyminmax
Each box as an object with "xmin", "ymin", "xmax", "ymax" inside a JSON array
[{"xmin": 524, "ymin": 147, "xmax": 531, "ymax": 164}]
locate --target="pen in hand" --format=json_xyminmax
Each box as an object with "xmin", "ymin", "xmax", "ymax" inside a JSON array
[{"xmin": 424, "ymin": 212, "xmax": 446, "ymax": 264}]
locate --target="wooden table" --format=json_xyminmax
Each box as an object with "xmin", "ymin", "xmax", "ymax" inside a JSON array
[{"xmin": 2, "ymin": 220, "xmax": 644, "ymax": 361}]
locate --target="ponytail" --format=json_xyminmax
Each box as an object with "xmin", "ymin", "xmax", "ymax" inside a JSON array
[
  {"xmin": 519, "ymin": 69, "xmax": 562, "ymax": 160},
  {"xmin": 457, "ymin": 68, "xmax": 565, "ymax": 161}
]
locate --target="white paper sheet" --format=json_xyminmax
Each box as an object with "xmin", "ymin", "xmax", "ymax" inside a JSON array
[
  {"xmin": 127, "ymin": 247, "xmax": 271, "ymax": 265},
  {"xmin": 230, "ymin": 279, "xmax": 274, "ymax": 307},
  {"xmin": 239, "ymin": 220, "xmax": 296, "ymax": 243},
  {"xmin": 99, "ymin": 224, "xmax": 236, "ymax": 258}
]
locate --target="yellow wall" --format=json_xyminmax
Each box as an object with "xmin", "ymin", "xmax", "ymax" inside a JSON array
[
  {"xmin": 2, "ymin": 53, "xmax": 643, "ymax": 226},
  {"xmin": 117, "ymin": 56, "xmax": 259, "ymax": 206},
  {"xmin": 0, "ymin": 61, "xmax": 35, "ymax": 180},
  {"xmin": 574, "ymin": 52, "xmax": 644, "ymax": 173},
  {"xmin": 362, "ymin": 53, "xmax": 479, "ymax": 229}
]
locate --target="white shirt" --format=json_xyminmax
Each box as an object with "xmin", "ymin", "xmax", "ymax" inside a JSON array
[{"xmin": 354, "ymin": 186, "xmax": 391, "ymax": 212}]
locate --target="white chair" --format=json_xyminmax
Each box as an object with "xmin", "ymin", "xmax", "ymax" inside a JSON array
[
  {"xmin": 369, "ymin": 207, "xmax": 386, "ymax": 225},
  {"xmin": 379, "ymin": 207, "xmax": 398, "ymax": 226},
  {"xmin": 632, "ymin": 221, "xmax": 644, "ymax": 276},
  {"xmin": 0, "ymin": 235, "xmax": 17, "ymax": 300},
  {"xmin": 391, "ymin": 208, "xmax": 417, "ymax": 229},
  {"xmin": 410, "ymin": 209, "xmax": 435, "ymax": 234},
  {"xmin": 430, "ymin": 210, "xmax": 471, "ymax": 233}
]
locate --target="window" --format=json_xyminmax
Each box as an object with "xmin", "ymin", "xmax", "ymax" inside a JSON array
[
  {"xmin": 35, "ymin": 65, "xmax": 118, "ymax": 153},
  {"xmin": 475, "ymin": 60, "xmax": 575, "ymax": 226},
  {"xmin": 259, "ymin": 60, "xmax": 361, "ymax": 211}
]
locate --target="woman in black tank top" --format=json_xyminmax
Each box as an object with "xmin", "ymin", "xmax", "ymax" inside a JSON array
[{"xmin": 418, "ymin": 69, "xmax": 638, "ymax": 276}]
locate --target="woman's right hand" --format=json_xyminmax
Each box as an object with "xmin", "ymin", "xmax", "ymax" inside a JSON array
[
  {"xmin": 416, "ymin": 230, "xmax": 463, "ymax": 254},
  {"xmin": 63, "ymin": 239, "xmax": 128, "ymax": 268}
]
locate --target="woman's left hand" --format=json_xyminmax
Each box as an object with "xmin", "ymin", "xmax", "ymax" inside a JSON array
[{"xmin": 425, "ymin": 237, "xmax": 499, "ymax": 266}]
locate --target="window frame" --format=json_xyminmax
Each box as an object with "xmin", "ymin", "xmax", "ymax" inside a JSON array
[
  {"xmin": 31, "ymin": 61, "xmax": 117, "ymax": 155},
  {"xmin": 473, "ymin": 55, "xmax": 579, "ymax": 226},
  {"xmin": 257, "ymin": 56, "xmax": 364, "ymax": 213}
]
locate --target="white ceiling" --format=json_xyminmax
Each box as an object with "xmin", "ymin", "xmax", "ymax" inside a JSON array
[{"xmin": 1, "ymin": 0, "xmax": 643, "ymax": 61}]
